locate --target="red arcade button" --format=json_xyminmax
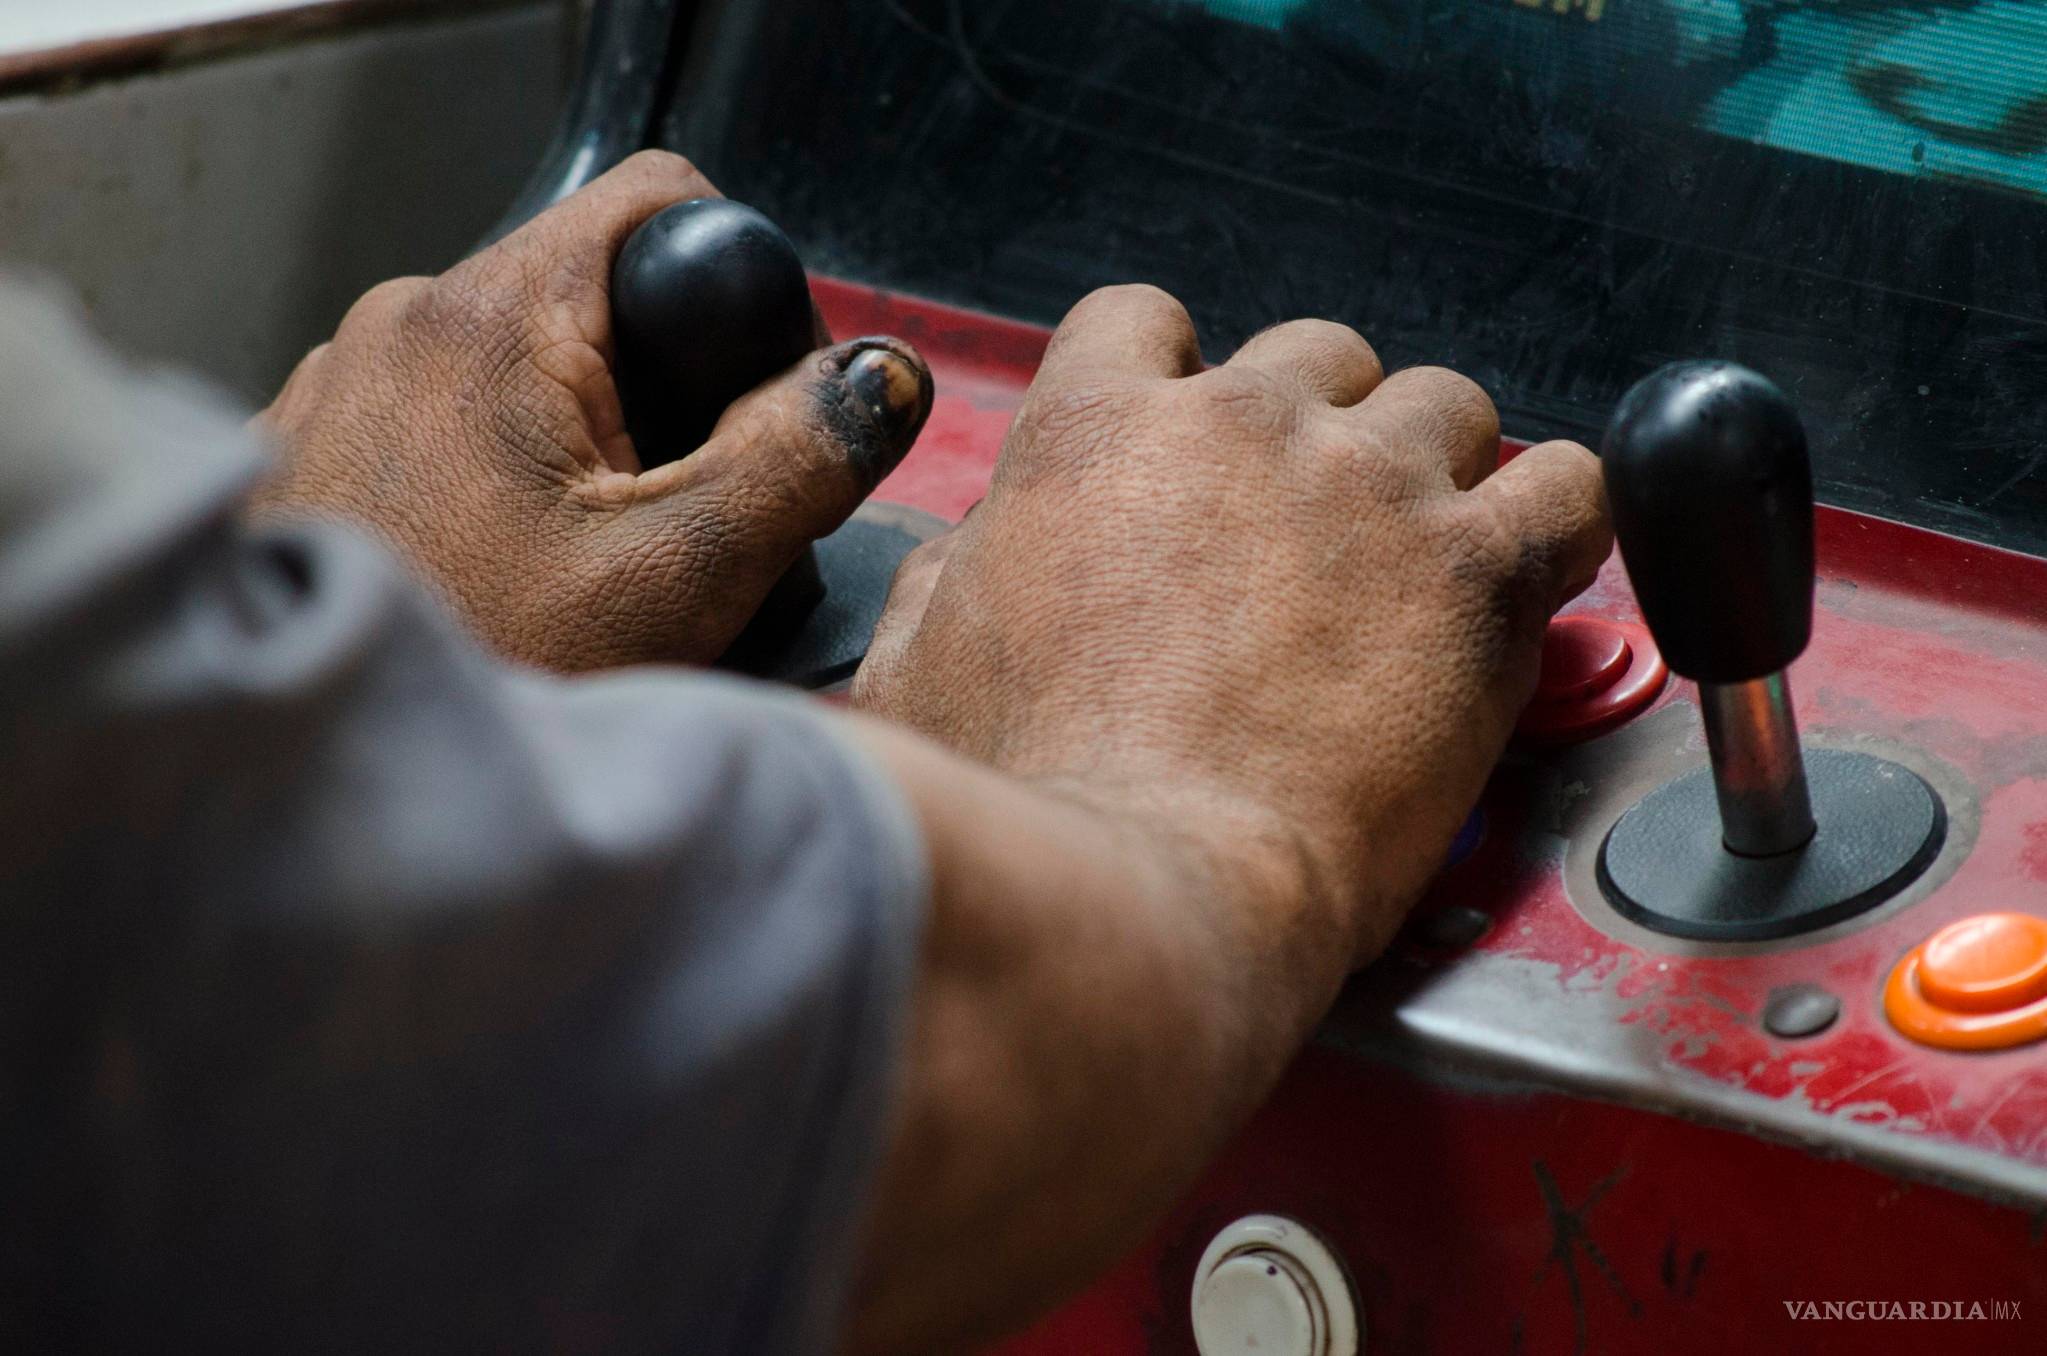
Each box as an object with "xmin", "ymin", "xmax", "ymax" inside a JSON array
[
  {"xmin": 1537, "ymin": 618, "xmax": 1630, "ymax": 701},
  {"xmin": 1517, "ymin": 616, "xmax": 1668, "ymax": 745}
]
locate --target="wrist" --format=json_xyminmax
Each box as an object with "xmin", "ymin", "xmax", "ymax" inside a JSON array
[{"xmin": 1033, "ymin": 772, "xmax": 1374, "ymax": 993}]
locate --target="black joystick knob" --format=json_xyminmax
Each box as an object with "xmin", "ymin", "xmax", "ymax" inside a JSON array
[
  {"xmin": 1604, "ymin": 362, "xmax": 1814, "ymax": 686},
  {"xmin": 1595, "ymin": 361, "xmax": 1944, "ymax": 941},
  {"xmin": 612, "ymin": 199, "xmax": 816, "ymax": 462},
  {"xmin": 608, "ymin": 198, "xmax": 944, "ymax": 688}
]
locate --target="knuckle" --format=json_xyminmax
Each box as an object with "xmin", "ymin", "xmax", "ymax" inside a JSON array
[
  {"xmin": 1402, "ymin": 365, "xmax": 1500, "ymax": 440},
  {"xmin": 1536, "ymin": 439, "xmax": 1603, "ymax": 494},
  {"xmin": 1087, "ymin": 280, "xmax": 1176, "ymax": 310},
  {"xmin": 284, "ymin": 341, "xmax": 332, "ymax": 383},
  {"xmin": 1191, "ymin": 365, "xmax": 1299, "ymax": 440},
  {"xmin": 1331, "ymin": 327, "xmax": 1384, "ymax": 379},
  {"xmin": 409, "ymin": 270, "xmax": 498, "ymax": 340},
  {"xmin": 1531, "ymin": 436, "xmax": 1597, "ymax": 466},
  {"xmin": 1064, "ymin": 282, "xmax": 1187, "ymax": 329},
  {"xmin": 337, "ymin": 276, "xmax": 430, "ymax": 335},
  {"xmin": 1281, "ymin": 320, "xmax": 1381, "ymax": 394},
  {"xmin": 360, "ymin": 275, "xmax": 429, "ymax": 309},
  {"xmin": 618, "ymin": 147, "xmax": 703, "ymax": 185},
  {"xmin": 1315, "ymin": 319, "xmax": 1379, "ymax": 358},
  {"xmin": 431, "ymin": 253, "xmax": 568, "ymax": 361},
  {"xmin": 1277, "ymin": 316, "xmax": 1375, "ymax": 361}
]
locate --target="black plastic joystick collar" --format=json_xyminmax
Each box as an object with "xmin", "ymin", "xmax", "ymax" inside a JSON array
[{"xmin": 1600, "ymin": 361, "xmax": 1815, "ymax": 684}]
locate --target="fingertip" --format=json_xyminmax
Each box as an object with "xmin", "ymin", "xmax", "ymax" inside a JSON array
[
  {"xmin": 610, "ymin": 148, "xmax": 716, "ymax": 194},
  {"xmin": 1044, "ymin": 284, "xmax": 1203, "ymax": 381},
  {"xmin": 825, "ymin": 337, "xmax": 936, "ymax": 486},
  {"xmin": 625, "ymin": 335, "xmax": 936, "ymax": 556},
  {"xmin": 1497, "ymin": 437, "xmax": 1601, "ymax": 491},
  {"xmin": 467, "ymin": 152, "xmax": 724, "ymax": 313},
  {"xmin": 1523, "ymin": 436, "xmax": 1600, "ymax": 475},
  {"xmin": 1544, "ymin": 443, "xmax": 1614, "ymax": 601},
  {"xmin": 1481, "ymin": 438, "xmax": 1614, "ymax": 605}
]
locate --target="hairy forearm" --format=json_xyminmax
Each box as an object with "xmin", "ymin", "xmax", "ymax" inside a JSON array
[{"xmin": 839, "ymin": 715, "xmax": 1360, "ymax": 1354}]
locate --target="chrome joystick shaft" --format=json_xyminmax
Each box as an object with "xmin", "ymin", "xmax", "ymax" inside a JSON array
[{"xmin": 1698, "ymin": 674, "xmax": 1813, "ymax": 857}]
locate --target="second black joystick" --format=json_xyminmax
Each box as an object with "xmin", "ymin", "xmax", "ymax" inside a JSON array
[
  {"xmin": 1597, "ymin": 362, "xmax": 1945, "ymax": 941},
  {"xmin": 612, "ymin": 198, "xmax": 818, "ymax": 462}
]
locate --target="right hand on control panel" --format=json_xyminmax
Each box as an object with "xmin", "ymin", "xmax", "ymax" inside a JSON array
[{"xmin": 855, "ymin": 283, "xmax": 1611, "ymax": 965}]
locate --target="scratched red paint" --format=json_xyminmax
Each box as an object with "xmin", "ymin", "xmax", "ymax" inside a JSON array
[
  {"xmin": 2019, "ymin": 816, "xmax": 2047, "ymax": 883},
  {"xmin": 813, "ymin": 278, "xmax": 2047, "ymax": 1356},
  {"xmin": 817, "ymin": 277, "xmax": 1033, "ymax": 521},
  {"xmin": 998, "ymin": 1050, "xmax": 2044, "ymax": 1356}
]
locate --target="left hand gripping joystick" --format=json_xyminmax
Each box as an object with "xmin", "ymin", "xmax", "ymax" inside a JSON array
[{"xmin": 610, "ymin": 198, "xmax": 944, "ymax": 688}]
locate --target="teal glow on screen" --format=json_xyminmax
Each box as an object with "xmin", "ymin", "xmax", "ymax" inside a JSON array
[
  {"xmin": 1174, "ymin": 0, "xmax": 1308, "ymax": 27},
  {"xmin": 1163, "ymin": 0, "xmax": 2047, "ymax": 200}
]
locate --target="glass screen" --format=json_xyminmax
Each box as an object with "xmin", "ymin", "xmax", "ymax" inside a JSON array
[
  {"xmin": 672, "ymin": 0, "xmax": 2047, "ymax": 554},
  {"xmin": 1166, "ymin": 0, "xmax": 2047, "ymax": 199}
]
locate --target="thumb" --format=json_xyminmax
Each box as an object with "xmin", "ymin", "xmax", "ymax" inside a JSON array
[
  {"xmin": 596, "ymin": 337, "xmax": 934, "ymax": 655},
  {"xmin": 644, "ymin": 336, "xmax": 932, "ymax": 558}
]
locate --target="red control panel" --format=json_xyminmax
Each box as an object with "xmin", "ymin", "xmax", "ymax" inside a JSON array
[{"xmin": 818, "ymin": 279, "xmax": 2047, "ymax": 1356}]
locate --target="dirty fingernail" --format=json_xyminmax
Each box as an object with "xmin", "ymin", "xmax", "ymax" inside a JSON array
[{"xmin": 845, "ymin": 340, "xmax": 934, "ymax": 455}]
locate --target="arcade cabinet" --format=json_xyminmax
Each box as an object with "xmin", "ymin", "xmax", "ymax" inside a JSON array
[{"xmin": 504, "ymin": 2, "xmax": 2047, "ymax": 1351}]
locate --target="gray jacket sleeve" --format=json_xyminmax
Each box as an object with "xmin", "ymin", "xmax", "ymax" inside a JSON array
[{"xmin": 0, "ymin": 280, "xmax": 927, "ymax": 1355}]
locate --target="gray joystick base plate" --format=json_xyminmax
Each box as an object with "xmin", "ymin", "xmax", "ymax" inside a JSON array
[
  {"xmin": 720, "ymin": 503, "xmax": 949, "ymax": 690},
  {"xmin": 1598, "ymin": 748, "xmax": 1945, "ymax": 942}
]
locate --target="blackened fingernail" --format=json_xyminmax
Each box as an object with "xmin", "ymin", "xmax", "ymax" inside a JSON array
[{"xmin": 840, "ymin": 340, "xmax": 933, "ymax": 480}]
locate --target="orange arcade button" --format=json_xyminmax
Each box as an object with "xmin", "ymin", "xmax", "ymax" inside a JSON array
[{"xmin": 1885, "ymin": 912, "xmax": 2047, "ymax": 1050}]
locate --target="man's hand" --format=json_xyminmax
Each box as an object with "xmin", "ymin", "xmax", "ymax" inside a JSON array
[
  {"xmin": 859, "ymin": 284, "xmax": 1608, "ymax": 961},
  {"xmin": 840, "ymin": 285, "xmax": 1609, "ymax": 1352},
  {"xmin": 254, "ymin": 151, "xmax": 933, "ymax": 671}
]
